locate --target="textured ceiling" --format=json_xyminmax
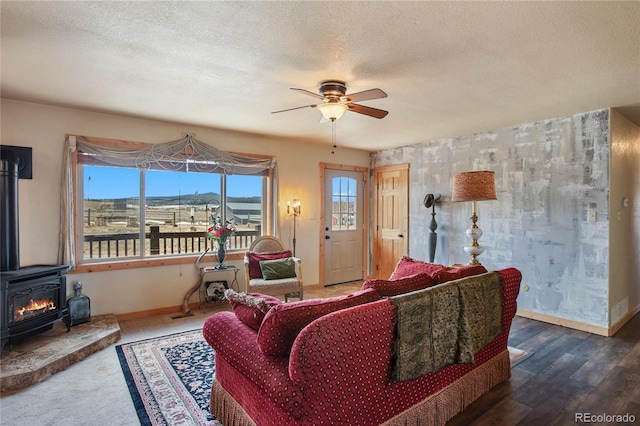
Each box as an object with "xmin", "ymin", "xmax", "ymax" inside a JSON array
[{"xmin": 2, "ymin": 1, "xmax": 639, "ymax": 151}]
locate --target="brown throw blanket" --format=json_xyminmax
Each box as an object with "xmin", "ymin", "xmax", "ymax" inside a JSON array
[{"xmin": 390, "ymin": 272, "xmax": 502, "ymax": 382}]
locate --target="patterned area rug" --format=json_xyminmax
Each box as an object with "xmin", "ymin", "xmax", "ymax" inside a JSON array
[{"xmin": 116, "ymin": 329, "xmax": 221, "ymax": 426}]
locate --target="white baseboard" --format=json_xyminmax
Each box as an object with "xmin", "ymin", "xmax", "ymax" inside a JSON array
[
  {"xmin": 517, "ymin": 303, "xmax": 640, "ymax": 336},
  {"xmin": 516, "ymin": 309, "xmax": 609, "ymax": 336}
]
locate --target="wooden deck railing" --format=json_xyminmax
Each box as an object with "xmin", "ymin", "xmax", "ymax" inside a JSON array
[{"xmin": 83, "ymin": 225, "xmax": 261, "ymax": 259}]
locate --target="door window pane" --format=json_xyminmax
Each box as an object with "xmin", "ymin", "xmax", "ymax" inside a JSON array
[{"xmin": 331, "ymin": 176, "xmax": 357, "ymax": 231}]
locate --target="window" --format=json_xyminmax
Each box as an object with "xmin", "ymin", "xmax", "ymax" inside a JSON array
[
  {"xmin": 331, "ymin": 176, "xmax": 357, "ymax": 231},
  {"xmin": 71, "ymin": 136, "xmax": 272, "ymax": 265}
]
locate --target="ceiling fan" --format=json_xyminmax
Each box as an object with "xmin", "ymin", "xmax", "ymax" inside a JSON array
[{"xmin": 271, "ymin": 80, "xmax": 388, "ymax": 121}]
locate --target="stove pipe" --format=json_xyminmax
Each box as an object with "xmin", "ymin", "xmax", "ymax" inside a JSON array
[{"xmin": 1, "ymin": 148, "xmax": 20, "ymax": 271}]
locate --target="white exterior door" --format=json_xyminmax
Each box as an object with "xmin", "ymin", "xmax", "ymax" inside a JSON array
[{"xmin": 323, "ymin": 169, "xmax": 364, "ymax": 285}]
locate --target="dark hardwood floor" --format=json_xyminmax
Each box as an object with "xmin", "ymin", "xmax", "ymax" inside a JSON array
[{"xmin": 448, "ymin": 312, "xmax": 640, "ymax": 425}]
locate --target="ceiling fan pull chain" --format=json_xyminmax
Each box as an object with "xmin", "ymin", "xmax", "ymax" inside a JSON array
[{"xmin": 331, "ymin": 121, "xmax": 337, "ymax": 155}]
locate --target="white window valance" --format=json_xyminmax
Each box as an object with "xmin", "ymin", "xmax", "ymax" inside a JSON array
[{"xmin": 72, "ymin": 133, "xmax": 275, "ymax": 175}]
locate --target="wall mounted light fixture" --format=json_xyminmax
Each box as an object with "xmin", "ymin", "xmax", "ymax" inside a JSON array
[
  {"xmin": 423, "ymin": 193, "xmax": 441, "ymax": 263},
  {"xmin": 287, "ymin": 199, "xmax": 301, "ymax": 256}
]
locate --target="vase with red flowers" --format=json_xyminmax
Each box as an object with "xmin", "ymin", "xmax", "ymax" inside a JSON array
[{"xmin": 207, "ymin": 218, "xmax": 237, "ymax": 269}]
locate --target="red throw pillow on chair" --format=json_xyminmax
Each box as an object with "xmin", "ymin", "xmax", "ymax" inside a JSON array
[{"xmin": 247, "ymin": 250, "xmax": 292, "ymax": 279}]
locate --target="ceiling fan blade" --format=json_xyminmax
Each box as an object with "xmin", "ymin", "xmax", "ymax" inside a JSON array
[
  {"xmin": 271, "ymin": 104, "xmax": 318, "ymax": 114},
  {"xmin": 345, "ymin": 88, "xmax": 387, "ymax": 103},
  {"xmin": 347, "ymin": 103, "xmax": 389, "ymax": 119},
  {"xmin": 290, "ymin": 88, "xmax": 323, "ymax": 99}
]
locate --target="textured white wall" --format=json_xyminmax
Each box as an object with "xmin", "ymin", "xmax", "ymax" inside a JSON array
[{"xmin": 373, "ymin": 109, "xmax": 611, "ymax": 327}]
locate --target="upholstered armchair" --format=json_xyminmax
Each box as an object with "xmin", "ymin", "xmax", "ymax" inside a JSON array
[{"xmin": 243, "ymin": 236, "xmax": 303, "ymax": 302}]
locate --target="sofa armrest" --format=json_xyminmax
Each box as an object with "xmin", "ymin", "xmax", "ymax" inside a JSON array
[
  {"xmin": 204, "ymin": 311, "xmax": 292, "ymax": 381},
  {"xmin": 497, "ymin": 267, "xmax": 522, "ymax": 325},
  {"xmin": 203, "ymin": 311, "xmax": 257, "ymax": 357}
]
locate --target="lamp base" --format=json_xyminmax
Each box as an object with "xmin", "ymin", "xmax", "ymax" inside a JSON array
[
  {"xmin": 463, "ymin": 245, "xmax": 485, "ymax": 265},
  {"xmin": 464, "ymin": 223, "xmax": 484, "ymax": 266}
]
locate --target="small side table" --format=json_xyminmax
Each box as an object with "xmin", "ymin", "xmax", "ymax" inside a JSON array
[
  {"xmin": 198, "ymin": 265, "xmax": 240, "ymax": 308},
  {"xmin": 181, "ymin": 250, "xmax": 240, "ymax": 315}
]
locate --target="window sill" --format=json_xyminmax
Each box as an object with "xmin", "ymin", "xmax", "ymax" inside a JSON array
[{"xmin": 70, "ymin": 251, "xmax": 245, "ymax": 274}]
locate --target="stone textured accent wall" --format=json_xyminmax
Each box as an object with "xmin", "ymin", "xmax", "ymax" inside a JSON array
[{"xmin": 373, "ymin": 109, "xmax": 609, "ymax": 327}]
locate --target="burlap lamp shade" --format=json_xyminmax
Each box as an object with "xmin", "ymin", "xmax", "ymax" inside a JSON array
[{"xmin": 451, "ymin": 171, "xmax": 497, "ymax": 202}]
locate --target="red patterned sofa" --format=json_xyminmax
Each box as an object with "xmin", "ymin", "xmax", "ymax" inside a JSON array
[{"xmin": 203, "ymin": 261, "xmax": 522, "ymax": 426}]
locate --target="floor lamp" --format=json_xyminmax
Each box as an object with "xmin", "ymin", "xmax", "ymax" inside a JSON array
[
  {"xmin": 287, "ymin": 199, "xmax": 301, "ymax": 256},
  {"xmin": 451, "ymin": 171, "xmax": 496, "ymax": 265}
]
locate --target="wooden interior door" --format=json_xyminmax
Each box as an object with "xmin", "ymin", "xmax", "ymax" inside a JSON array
[{"xmin": 373, "ymin": 164, "xmax": 409, "ymax": 279}]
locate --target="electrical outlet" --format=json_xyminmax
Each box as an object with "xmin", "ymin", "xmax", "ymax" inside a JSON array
[{"xmin": 588, "ymin": 209, "xmax": 597, "ymax": 222}]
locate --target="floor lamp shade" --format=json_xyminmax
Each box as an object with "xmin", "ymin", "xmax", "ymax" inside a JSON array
[{"xmin": 451, "ymin": 171, "xmax": 496, "ymax": 265}]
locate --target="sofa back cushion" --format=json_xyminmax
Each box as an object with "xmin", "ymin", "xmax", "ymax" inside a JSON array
[
  {"xmin": 361, "ymin": 272, "xmax": 435, "ymax": 297},
  {"xmin": 247, "ymin": 250, "xmax": 292, "ymax": 279},
  {"xmin": 433, "ymin": 264, "xmax": 488, "ymax": 284},
  {"xmin": 390, "ymin": 256, "xmax": 447, "ymax": 280},
  {"xmin": 258, "ymin": 288, "xmax": 380, "ymax": 356},
  {"xmin": 225, "ymin": 290, "xmax": 283, "ymax": 331}
]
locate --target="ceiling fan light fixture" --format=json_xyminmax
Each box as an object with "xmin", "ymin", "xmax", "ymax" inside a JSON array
[
  {"xmin": 272, "ymin": 80, "xmax": 388, "ymax": 120},
  {"xmin": 317, "ymin": 102, "xmax": 347, "ymax": 121}
]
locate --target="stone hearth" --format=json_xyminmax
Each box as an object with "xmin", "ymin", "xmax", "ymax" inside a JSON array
[{"xmin": 0, "ymin": 314, "xmax": 120, "ymax": 393}]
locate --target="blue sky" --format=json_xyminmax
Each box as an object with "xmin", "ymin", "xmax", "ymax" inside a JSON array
[{"xmin": 84, "ymin": 166, "xmax": 261, "ymax": 199}]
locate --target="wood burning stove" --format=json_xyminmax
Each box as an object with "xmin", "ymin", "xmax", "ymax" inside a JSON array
[
  {"xmin": 1, "ymin": 147, "xmax": 69, "ymax": 352},
  {"xmin": 1, "ymin": 265, "xmax": 69, "ymax": 351}
]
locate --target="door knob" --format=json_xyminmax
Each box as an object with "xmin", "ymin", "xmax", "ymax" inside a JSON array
[
  {"xmin": 325, "ymin": 235, "xmax": 331, "ymax": 240},
  {"xmin": 397, "ymin": 233, "xmax": 404, "ymax": 238}
]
